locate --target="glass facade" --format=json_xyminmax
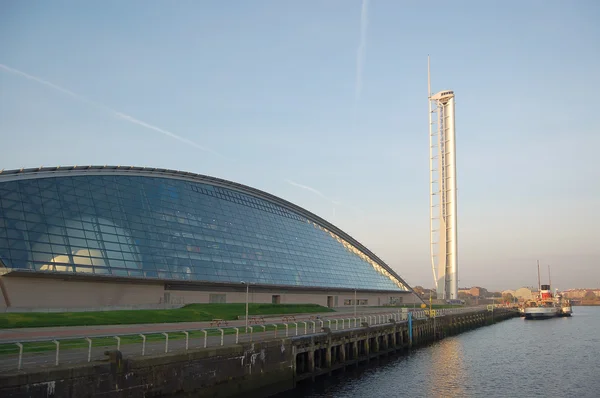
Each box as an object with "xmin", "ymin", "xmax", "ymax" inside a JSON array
[{"xmin": 0, "ymin": 172, "xmax": 408, "ymax": 291}]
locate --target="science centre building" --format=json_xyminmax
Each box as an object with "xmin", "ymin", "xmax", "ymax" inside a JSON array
[{"xmin": 0, "ymin": 166, "xmax": 419, "ymax": 311}]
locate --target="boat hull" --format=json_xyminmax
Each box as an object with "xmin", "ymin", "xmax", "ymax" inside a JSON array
[
  {"xmin": 524, "ymin": 307, "xmax": 559, "ymax": 320},
  {"xmin": 559, "ymin": 306, "xmax": 572, "ymax": 317}
]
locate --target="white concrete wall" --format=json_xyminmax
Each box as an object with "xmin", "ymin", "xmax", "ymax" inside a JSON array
[
  {"xmin": 172, "ymin": 289, "xmax": 419, "ymax": 308},
  {"xmin": 0, "ymin": 275, "xmax": 421, "ymax": 310},
  {"xmin": 1, "ymin": 276, "xmax": 164, "ymax": 309}
]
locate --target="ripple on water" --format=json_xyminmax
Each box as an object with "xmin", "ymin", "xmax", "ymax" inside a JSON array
[{"xmin": 273, "ymin": 307, "xmax": 600, "ymax": 398}]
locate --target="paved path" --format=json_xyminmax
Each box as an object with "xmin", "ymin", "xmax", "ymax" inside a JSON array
[
  {"xmin": 0, "ymin": 329, "xmax": 293, "ymax": 373},
  {"xmin": 0, "ymin": 318, "xmax": 389, "ymax": 373},
  {"xmin": 0, "ymin": 307, "xmax": 405, "ymax": 343},
  {"xmin": 1, "ymin": 306, "xmax": 462, "ymax": 373}
]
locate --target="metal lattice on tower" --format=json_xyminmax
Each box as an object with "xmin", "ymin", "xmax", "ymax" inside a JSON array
[{"xmin": 428, "ymin": 56, "xmax": 458, "ymax": 300}]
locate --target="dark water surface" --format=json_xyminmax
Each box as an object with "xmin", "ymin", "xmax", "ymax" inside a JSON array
[{"xmin": 275, "ymin": 306, "xmax": 600, "ymax": 398}]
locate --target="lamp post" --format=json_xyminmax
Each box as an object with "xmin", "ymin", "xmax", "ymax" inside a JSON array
[{"xmin": 241, "ymin": 281, "xmax": 249, "ymax": 333}]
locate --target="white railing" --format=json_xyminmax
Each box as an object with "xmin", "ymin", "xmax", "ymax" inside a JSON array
[{"xmin": 0, "ymin": 307, "xmax": 494, "ymax": 372}]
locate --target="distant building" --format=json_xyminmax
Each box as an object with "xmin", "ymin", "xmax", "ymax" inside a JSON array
[
  {"xmin": 561, "ymin": 289, "xmax": 587, "ymax": 298},
  {"xmin": 467, "ymin": 287, "xmax": 490, "ymax": 297},
  {"xmin": 561, "ymin": 289, "xmax": 600, "ymax": 298},
  {"xmin": 514, "ymin": 287, "xmax": 538, "ymax": 300},
  {"xmin": 457, "ymin": 286, "xmax": 491, "ymax": 298}
]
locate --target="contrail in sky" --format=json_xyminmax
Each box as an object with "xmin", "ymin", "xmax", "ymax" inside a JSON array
[
  {"xmin": 355, "ymin": 0, "xmax": 370, "ymax": 104},
  {"xmin": 285, "ymin": 179, "xmax": 365, "ymax": 219},
  {"xmin": 285, "ymin": 179, "xmax": 341, "ymax": 206},
  {"xmin": 0, "ymin": 64, "xmax": 224, "ymax": 157}
]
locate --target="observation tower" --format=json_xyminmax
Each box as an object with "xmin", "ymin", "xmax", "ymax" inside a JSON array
[{"xmin": 428, "ymin": 57, "xmax": 458, "ymax": 300}]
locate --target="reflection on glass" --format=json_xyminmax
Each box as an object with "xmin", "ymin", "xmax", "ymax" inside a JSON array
[
  {"xmin": 0, "ymin": 174, "xmax": 409, "ymax": 291},
  {"xmin": 311, "ymin": 221, "xmax": 408, "ymax": 290}
]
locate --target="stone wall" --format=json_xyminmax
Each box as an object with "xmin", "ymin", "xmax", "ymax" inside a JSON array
[{"xmin": 0, "ymin": 340, "xmax": 294, "ymax": 398}]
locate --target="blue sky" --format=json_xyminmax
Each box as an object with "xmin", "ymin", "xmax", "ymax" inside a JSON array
[{"xmin": 1, "ymin": 0, "xmax": 599, "ymax": 290}]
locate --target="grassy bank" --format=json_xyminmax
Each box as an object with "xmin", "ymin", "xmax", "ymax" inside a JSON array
[{"xmin": 0, "ymin": 303, "xmax": 333, "ymax": 329}]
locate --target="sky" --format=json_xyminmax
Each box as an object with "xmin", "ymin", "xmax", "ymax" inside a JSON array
[{"xmin": 1, "ymin": 0, "xmax": 599, "ymax": 291}]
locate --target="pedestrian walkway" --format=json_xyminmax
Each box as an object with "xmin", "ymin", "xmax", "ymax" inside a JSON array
[
  {"xmin": 0, "ymin": 307, "xmax": 484, "ymax": 373},
  {"xmin": 0, "ymin": 312, "xmax": 396, "ymax": 373},
  {"xmin": 0, "ymin": 327, "xmax": 296, "ymax": 373},
  {"xmin": 0, "ymin": 307, "xmax": 403, "ymax": 343}
]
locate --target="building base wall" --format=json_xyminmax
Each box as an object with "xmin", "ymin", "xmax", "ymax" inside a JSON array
[
  {"xmin": 0, "ymin": 276, "xmax": 164, "ymax": 310},
  {"xmin": 0, "ymin": 275, "xmax": 420, "ymax": 312}
]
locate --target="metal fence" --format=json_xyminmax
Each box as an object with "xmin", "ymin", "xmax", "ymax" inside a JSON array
[{"xmin": 0, "ymin": 307, "xmax": 489, "ymax": 373}]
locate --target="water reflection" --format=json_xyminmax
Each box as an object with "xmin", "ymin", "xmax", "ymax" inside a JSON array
[
  {"xmin": 277, "ymin": 308, "xmax": 600, "ymax": 398},
  {"xmin": 426, "ymin": 338, "xmax": 467, "ymax": 397}
]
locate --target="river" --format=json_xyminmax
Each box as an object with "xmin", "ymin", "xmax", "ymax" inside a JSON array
[{"xmin": 276, "ymin": 306, "xmax": 600, "ymax": 398}]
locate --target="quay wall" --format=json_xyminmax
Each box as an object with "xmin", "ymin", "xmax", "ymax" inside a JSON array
[{"xmin": 0, "ymin": 309, "xmax": 517, "ymax": 397}]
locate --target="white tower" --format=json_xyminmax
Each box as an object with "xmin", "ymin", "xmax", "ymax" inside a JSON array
[{"xmin": 428, "ymin": 57, "xmax": 458, "ymax": 300}]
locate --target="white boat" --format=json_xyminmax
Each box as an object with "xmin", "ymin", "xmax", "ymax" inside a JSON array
[
  {"xmin": 560, "ymin": 305, "xmax": 573, "ymax": 317},
  {"xmin": 555, "ymin": 293, "xmax": 573, "ymax": 317},
  {"xmin": 523, "ymin": 283, "xmax": 560, "ymax": 320},
  {"xmin": 523, "ymin": 303, "xmax": 560, "ymax": 319}
]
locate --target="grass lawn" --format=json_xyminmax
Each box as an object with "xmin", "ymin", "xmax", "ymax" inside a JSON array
[{"xmin": 0, "ymin": 303, "xmax": 333, "ymax": 329}]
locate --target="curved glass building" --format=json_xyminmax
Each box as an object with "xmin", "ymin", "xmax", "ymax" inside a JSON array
[{"xmin": 0, "ymin": 166, "xmax": 416, "ymax": 309}]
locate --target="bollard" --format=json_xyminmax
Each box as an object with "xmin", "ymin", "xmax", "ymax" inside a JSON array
[
  {"xmin": 248, "ymin": 326, "xmax": 253, "ymax": 342},
  {"xmin": 285, "ymin": 323, "xmax": 289, "ymax": 337},
  {"xmin": 218, "ymin": 329, "xmax": 224, "ymax": 346},
  {"xmin": 114, "ymin": 336, "xmax": 121, "ymax": 351},
  {"xmin": 203, "ymin": 330, "xmax": 208, "ymax": 348},
  {"xmin": 234, "ymin": 328, "xmax": 239, "ymax": 343},
  {"xmin": 183, "ymin": 331, "xmax": 189, "ymax": 350},
  {"xmin": 272, "ymin": 324, "xmax": 278, "ymax": 338}
]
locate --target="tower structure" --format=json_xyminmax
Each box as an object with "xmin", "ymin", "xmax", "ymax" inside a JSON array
[{"xmin": 428, "ymin": 57, "xmax": 458, "ymax": 300}]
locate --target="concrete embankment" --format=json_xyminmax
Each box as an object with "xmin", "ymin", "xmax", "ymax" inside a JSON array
[{"xmin": 0, "ymin": 308, "xmax": 517, "ymax": 397}]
